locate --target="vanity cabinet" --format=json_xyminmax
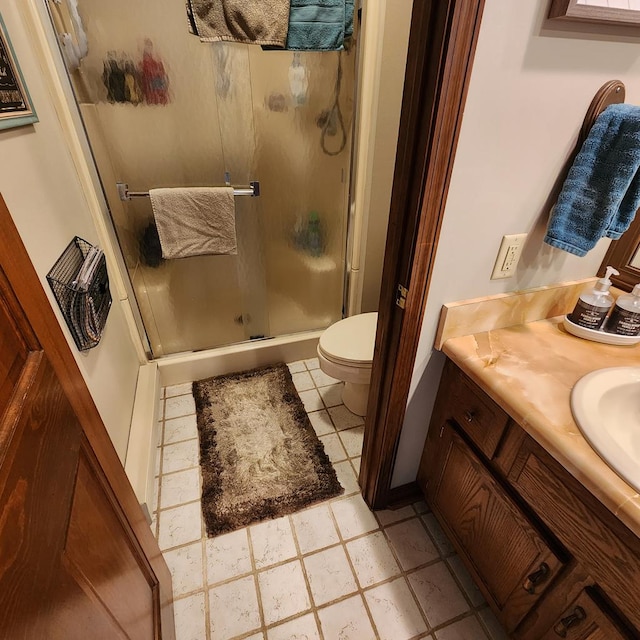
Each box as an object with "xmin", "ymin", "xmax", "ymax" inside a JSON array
[
  {"xmin": 418, "ymin": 360, "xmax": 639, "ymax": 639},
  {"xmin": 428, "ymin": 421, "xmax": 565, "ymax": 632}
]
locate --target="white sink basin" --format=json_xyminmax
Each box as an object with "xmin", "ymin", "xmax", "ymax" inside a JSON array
[{"xmin": 571, "ymin": 367, "xmax": 640, "ymax": 493}]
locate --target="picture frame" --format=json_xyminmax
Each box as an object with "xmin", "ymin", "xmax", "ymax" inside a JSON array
[
  {"xmin": 0, "ymin": 13, "xmax": 38, "ymax": 131},
  {"xmin": 549, "ymin": 0, "xmax": 640, "ymax": 27}
]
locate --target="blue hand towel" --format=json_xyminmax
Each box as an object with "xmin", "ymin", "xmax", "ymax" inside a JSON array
[
  {"xmin": 286, "ymin": 0, "xmax": 353, "ymax": 51},
  {"xmin": 544, "ymin": 103, "xmax": 640, "ymax": 256},
  {"xmin": 345, "ymin": 0, "xmax": 355, "ymax": 39}
]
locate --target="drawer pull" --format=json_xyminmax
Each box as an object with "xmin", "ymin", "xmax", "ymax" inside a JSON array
[
  {"xmin": 523, "ymin": 562, "xmax": 550, "ymax": 594},
  {"xmin": 553, "ymin": 606, "xmax": 586, "ymax": 637},
  {"xmin": 464, "ymin": 410, "xmax": 475, "ymax": 423}
]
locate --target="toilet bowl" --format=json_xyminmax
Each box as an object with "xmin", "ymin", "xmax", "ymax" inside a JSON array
[{"xmin": 317, "ymin": 312, "xmax": 378, "ymax": 416}]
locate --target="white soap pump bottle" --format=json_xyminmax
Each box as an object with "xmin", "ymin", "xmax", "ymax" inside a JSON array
[
  {"xmin": 568, "ymin": 266, "xmax": 619, "ymax": 330},
  {"xmin": 605, "ymin": 282, "xmax": 640, "ymax": 336}
]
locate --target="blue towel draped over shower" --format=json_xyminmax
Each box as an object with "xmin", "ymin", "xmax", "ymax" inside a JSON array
[
  {"xmin": 544, "ymin": 103, "xmax": 640, "ymax": 257},
  {"xmin": 286, "ymin": 0, "xmax": 354, "ymax": 51}
]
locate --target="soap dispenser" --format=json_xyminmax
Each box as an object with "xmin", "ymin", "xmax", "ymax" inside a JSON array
[
  {"xmin": 605, "ymin": 282, "xmax": 640, "ymax": 336},
  {"xmin": 568, "ymin": 266, "xmax": 619, "ymax": 330}
]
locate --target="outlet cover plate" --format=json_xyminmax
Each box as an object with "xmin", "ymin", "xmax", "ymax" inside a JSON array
[{"xmin": 491, "ymin": 233, "xmax": 527, "ymax": 279}]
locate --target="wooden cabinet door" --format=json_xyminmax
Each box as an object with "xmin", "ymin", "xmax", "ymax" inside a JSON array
[
  {"xmin": 430, "ymin": 422, "xmax": 565, "ymax": 633},
  {"xmin": 0, "ymin": 196, "xmax": 174, "ymax": 639}
]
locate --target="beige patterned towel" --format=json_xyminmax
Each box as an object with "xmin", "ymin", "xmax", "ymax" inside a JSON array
[
  {"xmin": 187, "ymin": 0, "xmax": 290, "ymax": 47},
  {"xmin": 150, "ymin": 187, "xmax": 237, "ymax": 259}
]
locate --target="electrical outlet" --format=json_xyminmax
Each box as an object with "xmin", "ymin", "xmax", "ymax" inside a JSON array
[{"xmin": 491, "ymin": 233, "xmax": 527, "ymax": 279}]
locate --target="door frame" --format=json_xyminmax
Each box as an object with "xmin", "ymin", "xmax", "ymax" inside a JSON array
[{"xmin": 360, "ymin": 0, "xmax": 487, "ymax": 509}]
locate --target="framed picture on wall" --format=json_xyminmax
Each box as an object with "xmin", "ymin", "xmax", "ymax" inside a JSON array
[
  {"xmin": 0, "ymin": 13, "xmax": 37, "ymax": 130},
  {"xmin": 549, "ymin": 0, "xmax": 640, "ymax": 27}
]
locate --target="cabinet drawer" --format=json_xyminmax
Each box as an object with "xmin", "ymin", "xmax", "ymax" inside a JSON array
[
  {"xmin": 540, "ymin": 589, "xmax": 632, "ymax": 640},
  {"xmin": 447, "ymin": 364, "xmax": 509, "ymax": 459},
  {"xmin": 431, "ymin": 422, "xmax": 565, "ymax": 633},
  {"xmin": 509, "ymin": 440, "xmax": 640, "ymax": 631}
]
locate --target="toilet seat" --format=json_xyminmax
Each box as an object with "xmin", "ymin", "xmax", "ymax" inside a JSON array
[
  {"xmin": 317, "ymin": 346, "xmax": 372, "ymax": 369},
  {"xmin": 318, "ymin": 312, "xmax": 377, "ymax": 366}
]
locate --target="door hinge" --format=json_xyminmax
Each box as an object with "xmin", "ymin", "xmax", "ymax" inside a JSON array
[{"xmin": 396, "ymin": 284, "xmax": 408, "ymax": 309}]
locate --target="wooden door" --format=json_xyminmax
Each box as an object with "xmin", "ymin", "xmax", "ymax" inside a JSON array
[
  {"xmin": 429, "ymin": 422, "xmax": 565, "ymax": 633},
  {"xmin": 0, "ymin": 195, "xmax": 174, "ymax": 639}
]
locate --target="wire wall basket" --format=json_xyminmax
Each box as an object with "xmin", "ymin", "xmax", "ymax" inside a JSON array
[{"xmin": 46, "ymin": 237, "xmax": 112, "ymax": 351}]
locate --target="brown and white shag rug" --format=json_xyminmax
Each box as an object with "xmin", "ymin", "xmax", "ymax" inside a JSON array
[{"xmin": 193, "ymin": 363, "xmax": 344, "ymax": 536}]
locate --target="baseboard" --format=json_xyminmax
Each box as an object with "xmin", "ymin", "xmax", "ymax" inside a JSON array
[
  {"xmin": 386, "ymin": 482, "xmax": 422, "ymax": 508},
  {"xmin": 157, "ymin": 331, "xmax": 322, "ymax": 387},
  {"xmin": 125, "ymin": 362, "xmax": 161, "ymax": 522}
]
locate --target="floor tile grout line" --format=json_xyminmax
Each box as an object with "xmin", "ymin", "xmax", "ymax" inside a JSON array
[
  {"xmin": 287, "ymin": 513, "xmax": 326, "ymax": 640},
  {"xmin": 386, "ymin": 507, "xmax": 488, "ymax": 627},
  {"xmin": 380, "ymin": 514, "xmax": 483, "ymax": 633},
  {"xmin": 474, "ymin": 606, "xmax": 504, "ymax": 640},
  {"xmin": 342, "ymin": 534, "xmax": 382, "ymax": 638},
  {"xmin": 246, "ymin": 522, "xmax": 267, "ymax": 637},
  {"xmin": 201, "ymin": 538, "xmax": 464, "ymax": 631},
  {"xmin": 163, "ymin": 411, "xmax": 197, "ymax": 422},
  {"xmin": 252, "ymin": 520, "xmax": 381, "ymax": 637},
  {"xmin": 182, "ymin": 525, "xmax": 451, "ymax": 593},
  {"xmin": 195, "ymin": 464, "xmax": 213, "ymax": 640},
  {"xmin": 201, "ymin": 568, "xmax": 255, "ymax": 591},
  {"xmin": 156, "ymin": 475, "xmax": 200, "ymax": 504},
  {"xmin": 163, "ymin": 412, "xmax": 197, "ymax": 423},
  {"xmin": 429, "ymin": 610, "xmax": 490, "ymax": 638},
  {"xmin": 443, "ymin": 554, "xmax": 486, "ymax": 613},
  {"xmin": 336, "ymin": 426, "xmax": 365, "ymax": 459},
  {"xmin": 163, "ymin": 390, "xmax": 194, "ymax": 400},
  {"xmin": 161, "ymin": 438, "xmax": 200, "ymax": 468},
  {"xmin": 326, "ymin": 500, "xmax": 383, "ymax": 639},
  {"xmin": 162, "ymin": 434, "xmax": 199, "ymax": 447},
  {"xmin": 377, "ymin": 520, "xmax": 434, "ymax": 635},
  {"xmin": 160, "ymin": 373, "xmax": 494, "ymax": 640},
  {"xmin": 164, "ymin": 387, "xmax": 194, "ymax": 398}
]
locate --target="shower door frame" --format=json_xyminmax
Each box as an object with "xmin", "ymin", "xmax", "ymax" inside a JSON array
[{"xmin": 359, "ymin": 0, "xmax": 487, "ymax": 509}]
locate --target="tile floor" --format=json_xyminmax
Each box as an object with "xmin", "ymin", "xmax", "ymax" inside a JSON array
[{"xmin": 151, "ymin": 358, "xmax": 509, "ymax": 640}]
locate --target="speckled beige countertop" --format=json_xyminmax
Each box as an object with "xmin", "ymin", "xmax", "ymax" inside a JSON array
[{"xmin": 442, "ymin": 317, "xmax": 640, "ymax": 538}]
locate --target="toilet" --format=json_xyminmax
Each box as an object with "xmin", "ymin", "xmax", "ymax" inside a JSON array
[{"xmin": 317, "ymin": 312, "xmax": 378, "ymax": 417}]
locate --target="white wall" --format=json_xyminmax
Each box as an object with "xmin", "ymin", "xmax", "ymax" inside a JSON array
[
  {"xmin": 0, "ymin": 3, "xmax": 140, "ymax": 462},
  {"xmin": 358, "ymin": 0, "xmax": 413, "ymax": 313},
  {"xmin": 392, "ymin": 0, "xmax": 640, "ymax": 486}
]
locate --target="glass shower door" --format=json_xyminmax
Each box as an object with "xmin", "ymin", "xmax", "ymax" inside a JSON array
[
  {"xmin": 48, "ymin": 0, "xmax": 355, "ymax": 357},
  {"xmin": 247, "ymin": 46, "xmax": 353, "ymax": 338}
]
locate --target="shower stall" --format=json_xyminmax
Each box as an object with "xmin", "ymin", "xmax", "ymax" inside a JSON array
[{"xmin": 48, "ymin": 0, "xmax": 357, "ymax": 358}]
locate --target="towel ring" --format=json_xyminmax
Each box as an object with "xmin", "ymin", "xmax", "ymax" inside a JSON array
[
  {"xmin": 578, "ymin": 80, "xmax": 626, "ymax": 145},
  {"xmin": 545, "ymin": 80, "xmax": 627, "ymax": 226}
]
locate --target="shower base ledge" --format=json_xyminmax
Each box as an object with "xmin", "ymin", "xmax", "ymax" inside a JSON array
[{"xmin": 156, "ymin": 330, "xmax": 322, "ymax": 387}]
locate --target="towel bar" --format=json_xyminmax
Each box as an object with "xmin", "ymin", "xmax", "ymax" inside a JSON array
[{"xmin": 116, "ymin": 181, "xmax": 260, "ymax": 201}]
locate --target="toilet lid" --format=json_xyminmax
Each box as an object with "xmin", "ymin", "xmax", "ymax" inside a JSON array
[{"xmin": 319, "ymin": 312, "xmax": 378, "ymax": 365}]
